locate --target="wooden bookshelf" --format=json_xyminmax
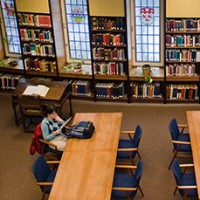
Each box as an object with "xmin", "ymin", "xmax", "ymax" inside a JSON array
[
  {"xmin": 165, "ymin": 18, "xmax": 200, "ymax": 103},
  {"xmin": 90, "ymin": 16, "xmax": 129, "ymax": 101}
]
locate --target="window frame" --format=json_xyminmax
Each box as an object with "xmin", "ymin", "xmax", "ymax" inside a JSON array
[
  {"xmin": 130, "ymin": 0, "xmax": 164, "ymax": 67},
  {"xmin": 61, "ymin": 0, "xmax": 91, "ymax": 64},
  {"xmin": 0, "ymin": 0, "xmax": 21, "ymax": 58}
]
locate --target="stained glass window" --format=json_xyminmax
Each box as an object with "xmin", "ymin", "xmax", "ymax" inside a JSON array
[
  {"xmin": 64, "ymin": 0, "xmax": 91, "ymax": 60},
  {"xmin": 0, "ymin": 0, "xmax": 21, "ymax": 54},
  {"xmin": 134, "ymin": 0, "xmax": 160, "ymax": 62}
]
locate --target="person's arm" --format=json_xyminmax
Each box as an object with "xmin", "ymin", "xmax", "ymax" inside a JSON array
[
  {"xmin": 54, "ymin": 114, "xmax": 64, "ymax": 124},
  {"xmin": 41, "ymin": 121, "xmax": 57, "ymax": 141}
]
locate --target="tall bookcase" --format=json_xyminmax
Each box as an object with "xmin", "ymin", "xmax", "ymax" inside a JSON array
[
  {"xmin": 14, "ymin": 0, "xmax": 65, "ymax": 79},
  {"xmin": 165, "ymin": 18, "xmax": 200, "ymax": 103},
  {"xmin": 17, "ymin": 12, "xmax": 58, "ymax": 76},
  {"xmin": 90, "ymin": 16, "xmax": 129, "ymax": 101}
]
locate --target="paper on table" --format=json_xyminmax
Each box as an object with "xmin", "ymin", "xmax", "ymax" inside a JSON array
[{"xmin": 23, "ymin": 85, "xmax": 50, "ymax": 97}]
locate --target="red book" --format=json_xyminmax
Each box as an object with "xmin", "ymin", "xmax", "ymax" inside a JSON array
[{"xmin": 39, "ymin": 33, "xmax": 44, "ymax": 42}]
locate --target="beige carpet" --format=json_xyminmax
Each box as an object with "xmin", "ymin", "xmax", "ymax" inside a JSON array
[{"xmin": 0, "ymin": 92, "xmax": 199, "ymax": 200}]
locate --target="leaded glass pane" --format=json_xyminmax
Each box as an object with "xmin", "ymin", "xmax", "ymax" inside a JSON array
[
  {"xmin": 0, "ymin": 0, "xmax": 21, "ymax": 54},
  {"xmin": 65, "ymin": 0, "xmax": 91, "ymax": 60},
  {"xmin": 134, "ymin": 0, "xmax": 160, "ymax": 62}
]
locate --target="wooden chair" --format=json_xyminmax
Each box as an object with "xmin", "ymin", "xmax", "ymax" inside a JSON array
[
  {"xmin": 29, "ymin": 123, "xmax": 62, "ymax": 160},
  {"xmin": 168, "ymin": 118, "xmax": 192, "ymax": 169},
  {"xmin": 18, "ymin": 95, "xmax": 43, "ymax": 132},
  {"xmin": 112, "ymin": 160, "xmax": 144, "ymax": 199},
  {"xmin": 117, "ymin": 125, "xmax": 142, "ymax": 165},
  {"xmin": 172, "ymin": 159, "xmax": 197, "ymax": 199},
  {"xmin": 38, "ymin": 138, "xmax": 62, "ymax": 160},
  {"xmin": 32, "ymin": 155, "xmax": 60, "ymax": 200}
]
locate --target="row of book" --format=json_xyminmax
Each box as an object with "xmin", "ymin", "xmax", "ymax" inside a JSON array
[
  {"xmin": 165, "ymin": 49, "xmax": 200, "ymax": 62},
  {"xmin": 0, "ymin": 73, "xmax": 23, "ymax": 90},
  {"xmin": 92, "ymin": 47, "xmax": 125, "ymax": 61},
  {"xmin": 166, "ymin": 64, "xmax": 197, "ymax": 76},
  {"xmin": 166, "ymin": 84, "xmax": 199, "ymax": 100},
  {"xmin": 20, "ymin": 28, "xmax": 53, "ymax": 43},
  {"xmin": 166, "ymin": 34, "xmax": 200, "ymax": 47},
  {"xmin": 69, "ymin": 80, "xmax": 91, "ymax": 96},
  {"xmin": 130, "ymin": 82, "xmax": 162, "ymax": 99},
  {"xmin": 22, "ymin": 43, "xmax": 55, "ymax": 57},
  {"xmin": 95, "ymin": 82, "xmax": 126, "ymax": 98},
  {"xmin": 166, "ymin": 19, "xmax": 200, "ymax": 31},
  {"xmin": 24, "ymin": 58, "xmax": 56, "ymax": 72},
  {"xmin": 92, "ymin": 33, "xmax": 125, "ymax": 46},
  {"xmin": 91, "ymin": 17, "xmax": 124, "ymax": 31},
  {"xmin": 93, "ymin": 62, "xmax": 126, "ymax": 75},
  {"xmin": 18, "ymin": 13, "xmax": 52, "ymax": 27}
]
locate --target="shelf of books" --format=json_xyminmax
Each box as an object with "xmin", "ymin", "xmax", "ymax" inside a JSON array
[
  {"xmin": 0, "ymin": 73, "xmax": 23, "ymax": 90},
  {"xmin": 165, "ymin": 18, "xmax": 200, "ymax": 103},
  {"xmin": 17, "ymin": 12, "xmax": 58, "ymax": 77},
  {"xmin": 94, "ymin": 80, "xmax": 128, "ymax": 102},
  {"xmin": 90, "ymin": 16, "xmax": 129, "ymax": 102},
  {"xmin": 0, "ymin": 59, "xmax": 24, "ymax": 90},
  {"xmin": 129, "ymin": 67, "xmax": 164, "ymax": 102},
  {"xmin": 68, "ymin": 79, "xmax": 94, "ymax": 100},
  {"xmin": 165, "ymin": 82, "xmax": 199, "ymax": 103},
  {"xmin": 130, "ymin": 81, "xmax": 164, "ymax": 103}
]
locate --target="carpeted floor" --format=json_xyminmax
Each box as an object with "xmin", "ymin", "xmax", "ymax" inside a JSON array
[{"xmin": 0, "ymin": 91, "xmax": 199, "ymax": 200}]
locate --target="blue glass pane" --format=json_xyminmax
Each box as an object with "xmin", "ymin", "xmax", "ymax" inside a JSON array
[
  {"xmin": 149, "ymin": 45, "xmax": 153, "ymax": 52},
  {"xmin": 154, "ymin": 54, "xmax": 159, "ymax": 61},
  {"xmin": 154, "ymin": 36, "xmax": 159, "ymax": 44},
  {"xmin": 71, "ymin": 50, "xmax": 76, "ymax": 58},
  {"xmin": 70, "ymin": 42, "xmax": 75, "ymax": 49},
  {"xmin": 154, "ymin": 45, "xmax": 159, "ymax": 52},
  {"xmin": 136, "ymin": 53, "xmax": 142, "ymax": 61},
  {"xmin": 75, "ymin": 42, "xmax": 81, "ymax": 50},
  {"xmin": 136, "ymin": 44, "xmax": 142, "ymax": 52}
]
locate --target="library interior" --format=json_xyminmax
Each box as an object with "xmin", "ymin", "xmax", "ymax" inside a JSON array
[{"xmin": 1, "ymin": 0, "xmax": 200, "ymax": 200}]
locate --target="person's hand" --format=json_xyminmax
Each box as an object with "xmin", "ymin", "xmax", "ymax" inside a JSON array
[
  {"xmin": 54, "ymin": 114, "xmax": 63, "ymax": 123},
  {"xmin": 54, "ymin": 129, "xmax": 61, "ymax": 135}
]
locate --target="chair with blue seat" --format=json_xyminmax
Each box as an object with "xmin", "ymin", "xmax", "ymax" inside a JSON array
[
  {"xmin": 172, "ymin": 159, "xmax": 197, "ymax": 199},
  {"xmin": 32, "ymin": 155, "xmax": 59, "ymax": 200},
  {"xmin": 117, "ymin": 125, "xmax": 142, "ymax": 165},
  {"xmin": 168, "ymin": 118, "xmax": 192, "ymax": 169},
  {"xmin": 112, "ymin": 160, "xmax": 144, "ymax": 199}
]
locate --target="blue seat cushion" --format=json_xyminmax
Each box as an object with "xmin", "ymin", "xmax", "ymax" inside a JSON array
[
  {"xmin": 175, "ymin": 133, "xmax": 191, "ymax": 152},
  {"xmin": 179, "ymin": 173, "xmax": 197, "ymax": 197},
  {"xmin": 112, "ymin": 173, "xmax": 137, "ymax": 199},
  {"xmin": 117, "ymin": 139, "xmax": 137, "ymax": 159}
]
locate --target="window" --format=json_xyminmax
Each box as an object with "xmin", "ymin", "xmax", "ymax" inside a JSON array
[
  {"xmin": 0, "ymin": 0, "xmax": 21, "ymax": 56},
  {"xmin": 63, "ymin": 0, "xmax": 91, "ymax": 61},
  {"xmin": 131, "ymin": 0, "xmax": 164, "ymax": 66}
]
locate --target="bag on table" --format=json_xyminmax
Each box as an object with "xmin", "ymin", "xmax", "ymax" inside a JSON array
[{"xmin": 63, "ymin": 121, "xmax": 95, "ymax": 139}]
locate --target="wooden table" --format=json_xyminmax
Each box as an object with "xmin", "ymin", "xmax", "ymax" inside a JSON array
[
  {"xmin": 11, "ymin": 78, "xmax": 73, "ymax": 125},
  {"xmin": 186, "ymin": 111, "xmax": 200, "ymax": 199},
  {"xmin": 49, "ymin": 112, "xmax": 123, "ymax": 200}
]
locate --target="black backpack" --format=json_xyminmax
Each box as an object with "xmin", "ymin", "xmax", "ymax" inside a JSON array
[{"xmin": 62, "ymin": 121, "xmax": 95, "ymax": 139}]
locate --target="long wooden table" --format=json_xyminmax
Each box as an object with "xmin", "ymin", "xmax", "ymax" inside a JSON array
[
  {"xmin": 186, "ymin": 111, "xmax": 200, "ymax": 199},
  {"xmin": 11, "ymin": 78, "xmax": 73, "ymax": 125},
  {"xmin": 49, "ymin": 112, "xmax": 123, "ymax": 200}
]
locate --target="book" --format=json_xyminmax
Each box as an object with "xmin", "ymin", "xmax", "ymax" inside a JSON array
[
  {"xmin": 60, "ymin": 116, "xmax": 72, "ymax": 131},
  {"xmin": 23, "ymin": 85, "xmax": 50, "ymax": 97}
]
